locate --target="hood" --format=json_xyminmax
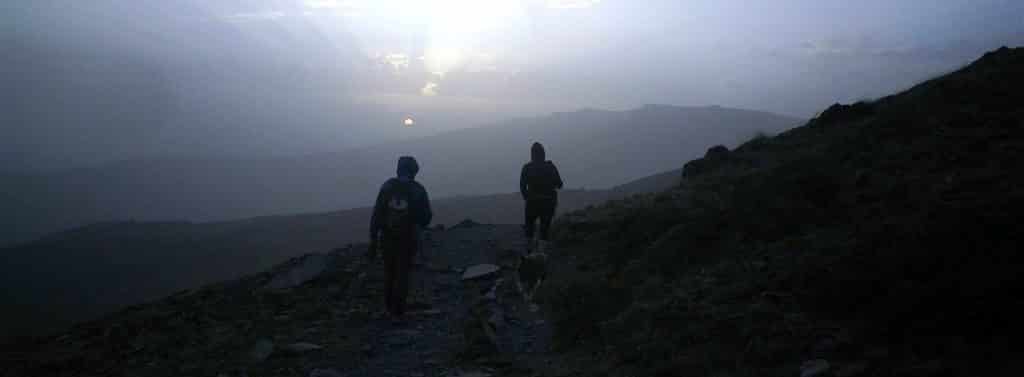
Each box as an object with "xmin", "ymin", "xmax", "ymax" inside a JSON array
[
  {"xmin": 396, "ymin": 156, "xmax": 419, "ymax": 179},
  {"xmin": 531, "ymin": 142, "xmax": 546, "ymax": 162}
]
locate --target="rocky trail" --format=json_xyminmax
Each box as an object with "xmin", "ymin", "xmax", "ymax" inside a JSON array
[
  {"xmin": 1, "ymin": 222, "xmax": 559, "ymax": 377},
  {"xmin": 341, "ymin": 222, "xmax": 555, "ymax": 377}
]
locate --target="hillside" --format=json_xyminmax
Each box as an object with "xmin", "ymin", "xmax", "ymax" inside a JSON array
[
  {"xmin": 0, "ymin": 167, "xmax": 680, "ymax": 341},
  {"xmin": 539, "ymin": 46, "xmax": 1024, "ymax": 375},
  {"xmin": 0, "ymin": 105, "xmax": 800, "ymax": 246}
]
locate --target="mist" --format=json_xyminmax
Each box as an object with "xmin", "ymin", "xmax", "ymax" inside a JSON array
[{"xmin": 5, "ymin": 0, "xmax": 1022, "ymax": 172}]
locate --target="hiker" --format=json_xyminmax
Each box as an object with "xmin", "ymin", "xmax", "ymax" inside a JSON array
[
  {"xmin": 369, "ymin": 156, "xmax": 432, "ymax": 318},
  {"xmin": 520, "ymin": 142, "xmax": 563, "ymax": 254}
]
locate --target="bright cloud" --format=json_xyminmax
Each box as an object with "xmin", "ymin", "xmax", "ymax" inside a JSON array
[
  {"xmin": 421, "ymin": 81, "xmax": 440, "ymax": 96},
  {"xmin": 224, "ymin": 11, "xmax": 287, "ymax": 22},
  {"xmin": 544, "ymin": 0, "xmax": 600, "ymax": 9},
  {"xmin": 381, "ymin": 53, "xmax": 411, "ymax": 71}
]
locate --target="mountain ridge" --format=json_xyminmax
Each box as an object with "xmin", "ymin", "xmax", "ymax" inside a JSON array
[{"xmin": 1, "ymin": 104, "xmax": 800, "ymax": 247}]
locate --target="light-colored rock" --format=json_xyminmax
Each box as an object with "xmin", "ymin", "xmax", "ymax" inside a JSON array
[
  {"xmin": 462, "ymin": 264, "xmax": 500, "ymax": 280},
  {"xmin": 415, "ymin": 309, "xmax": 443, "ymax": 316},
  {"xmin": 282, "ymin": 342, "xmax": 323, "ymax": 354},
  {"xmin": 309, "ymin": 368, "xmax": 344, "ymax": 377},
  {"xmin": 458, "ymin": 372, "xmax": 492, "ymax": 377},
  {"xmin": 265, "ymin": 254, "xmax": 328, "ymax": 289},
  {"xmin": 249, "ymin": 339, "xmax": 274, "ymax": 362},
  {"xmin": 800, "ymin": 359, "xmax": 831, "ymax": 377}
]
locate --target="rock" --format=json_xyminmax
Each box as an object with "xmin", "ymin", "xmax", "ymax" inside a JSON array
[
  {"xmin": 249, "ymin": 339, "xmax": 275, "ymax": 362},
  {"xmin": 457, "ymin": 372, "xmax": 492, "ymax": 377},
  {"xmin": 800, "ymin": 359, "xmax": 831, "ymax": 377},
  {"xmin": 835, "ymin": 362, "xmax": 869, "ymax": 377},
  {"xmin": 452, "ymin": 219, "xmax": 480, "ymax": 229},
  {"xmin": 281, "ymin": 342, "xmax": 323, "ymax": 354},
  {"xmin": 309, "ymin": 368, "xmax": 345, "ymax": 377},
  {"xmin": 705, "ymin": 145, "xmax": 730, "ymax": 159},
  {"xmin": 264, "ymin": 254, "xmax": 328, "ymax": 290},
  {"xmin": 462, "ymin": 264, "xmax": 500, "ymax": 280},
  {"xmin": 812, "ymin": 101, "xmax": 874, "ymax": 126}
]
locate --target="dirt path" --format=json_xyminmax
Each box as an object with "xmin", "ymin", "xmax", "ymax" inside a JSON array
[{"xmin": 339, "ymin": 223, "xmax": 554, "ymax": 377}]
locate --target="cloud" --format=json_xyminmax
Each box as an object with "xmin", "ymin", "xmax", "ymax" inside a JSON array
[
  {"xmin": 420, "ymin": 81, "xmax": 439, "ymax": 96},
  {"xmin": 302, "ymin": 0, "xmax": 364, "ymax": 15},
  {"xmin": 380, "ymin": 53, "xmax": 410, "ymax": 71},
  {"xmin": 224, "ymin": 11, "xmax": 287, "ymax": 22},
  {"xmin": 544, "ymin": 0, "xmax": 600, "ymax": 9}
]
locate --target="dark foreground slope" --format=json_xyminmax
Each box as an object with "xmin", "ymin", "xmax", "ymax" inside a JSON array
[
  {"xmin": 540, "ymin": 47, "xmax": 1023, "ymax": 376},
  {"xmin": 0, "ymin": 221, "xmax": 538, "ymax": 377}
]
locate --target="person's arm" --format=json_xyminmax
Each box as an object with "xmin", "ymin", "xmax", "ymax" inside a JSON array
[
  {"xmin": 520, "ymin": 165, "xmax": 529, "ymax": 200},
  {"xmin": 369, "ymin": 181, "xmax": 389, "ymax": 241},
  {"xmin": 552, "ymin": 163, "xmax": 564, "ymax": 189},
  {"xmin": 420, "ymin": 185, "xmax": 433, "ymax": 227}
]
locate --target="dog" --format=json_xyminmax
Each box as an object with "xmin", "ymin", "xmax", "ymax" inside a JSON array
[{"xmin": 516, "ymin": 251, "xmax": 548, "ymax": 306}]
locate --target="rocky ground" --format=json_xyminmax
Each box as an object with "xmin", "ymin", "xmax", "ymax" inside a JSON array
[{"xmin": 1, "ymin": 221, "xmax": 562, "ymax": 377}]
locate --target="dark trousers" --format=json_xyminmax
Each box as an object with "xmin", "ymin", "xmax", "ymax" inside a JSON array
[
  {"xmin": 524, "ymin": 198, "xmax": 557, "ymax": 241},
  {"xmin": 383, "ymin": 235, "xmax": 416, "ymax": 315}
]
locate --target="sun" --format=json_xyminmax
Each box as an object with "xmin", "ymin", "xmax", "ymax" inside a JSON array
[{"xmin": 404, "ymin": 117, "xmax": 415, "ymax": 127}]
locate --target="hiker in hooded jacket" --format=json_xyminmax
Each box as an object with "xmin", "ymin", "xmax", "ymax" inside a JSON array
[
  {"xmin": 520, "ymin": 142, "xmax": 564, "ymax": 254},
  {"xmin": 369, "ymin": 156, "xmax": 432, "ymax": 319}
]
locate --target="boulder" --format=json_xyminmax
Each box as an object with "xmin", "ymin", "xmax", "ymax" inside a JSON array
[
  {"xmin": 812, "ymin": 101, "xmax": 874, "ymax": 126},
  {"xmin": 281, "ymin": 342, "xmax": 323, "ymax": 354},
  {"xmin": 264, "ymin": 254, "xmax": 327, "ymax": 290},
  {"xmin": 452, "ymin": 219, "xmax": 481, "ymax": 229},
  {"xmin": 705, "ymin": 145, "xmax": 730, "ymax": 160},
  {"xmin": 800, "ymin": 359, "xmax": 831, "ymax": 377},
  {"xmin": 249, "ymin": 339, "xmax": 275, "ymax": 362},
  {"xmin": 462, "ymin": 264, "xmax": 501, "ymax": 281}
]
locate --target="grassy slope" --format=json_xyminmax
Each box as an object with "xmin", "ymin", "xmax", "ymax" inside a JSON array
[{"xmin": 540, "ymin": 47, "xmax": 1024, "ymax": 376}]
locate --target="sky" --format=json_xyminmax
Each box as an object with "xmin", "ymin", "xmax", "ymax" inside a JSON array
[{"xmin": 4, "ymin": 0, "xmax": 1024, "ymax": 170}]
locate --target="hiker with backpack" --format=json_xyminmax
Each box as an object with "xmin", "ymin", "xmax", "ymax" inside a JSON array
[
  {"xmin": 369, "ymin": 156, "xmax": 432, "ymax": 319},
  {"xmin": 520, "ymin": 142, "xmax": 564, "ymax": 254}
]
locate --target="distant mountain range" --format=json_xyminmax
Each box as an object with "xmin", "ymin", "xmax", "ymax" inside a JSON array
[{"xmin": 1, "ymin": 105, "xmax": 800, "ymax": 246}]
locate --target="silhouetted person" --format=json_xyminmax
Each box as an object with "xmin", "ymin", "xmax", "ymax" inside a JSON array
[
  {"xmin": 520, "ymin": 142, "xmax": 563, "ymax": 253},
  {"xmin": 370, "ymin": 156, "xmax": 432, "ymax": 319}
]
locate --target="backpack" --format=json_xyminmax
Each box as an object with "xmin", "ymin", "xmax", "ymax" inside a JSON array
[
  {"xmin": 384, "ymin": 180, "xmax": 415, "ymax": 238},
  {"xmin": 527, "ymin": 162, "xmax": 559, "ymax": 195}
]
